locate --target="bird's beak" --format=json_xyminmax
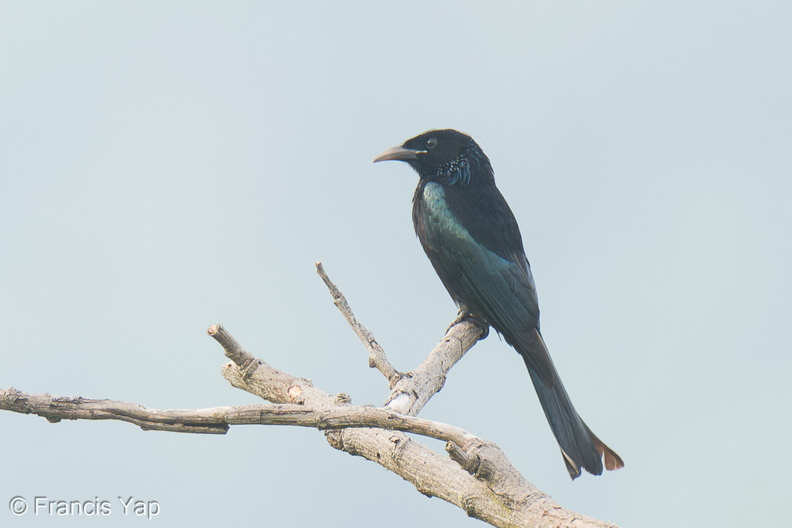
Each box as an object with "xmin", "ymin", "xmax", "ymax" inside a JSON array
[{"xmin": 373, "ymin": 145, "xmax": 423, "ymax": 163}]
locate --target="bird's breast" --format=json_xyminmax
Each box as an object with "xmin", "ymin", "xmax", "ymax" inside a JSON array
[{"xmin": 420, "ymin": 182, "xmax": 472, "ymax": 244}]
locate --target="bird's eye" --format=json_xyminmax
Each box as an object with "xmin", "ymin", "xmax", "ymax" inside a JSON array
[{"xmin": 426, "ymin": 137, "xmax": 438, "ymax": 149}]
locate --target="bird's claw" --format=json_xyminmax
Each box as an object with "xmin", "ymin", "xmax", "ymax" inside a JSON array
[{"xmin": 446, "ymin": 306, "xmax": 488, "ymax": 337}]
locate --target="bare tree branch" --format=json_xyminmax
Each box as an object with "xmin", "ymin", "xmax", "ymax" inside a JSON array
[
  {"xmin": 315, "ymin": 261, "xmax": 489, "ymax": 415},
  {"xmin": 316, "ymin": 261, "xmax": 402, "ymax": 386},
  {"xmin": 0, "ymin": 264, "xmax": 620, "ymax": 528},
  {"xmin": 212, "ymin": 312, "xmax": 616, "ymax": 528},
  {"xmin": 0, "ymin": 388, "xmax": 229, "ymax": 434},
  {"xmin": 0, "ymin": 388, "xmax": 479, "ymax": 447},
  {"xmin": 384, "ymin": 317, "xmax": 487, "ymax": 415}
]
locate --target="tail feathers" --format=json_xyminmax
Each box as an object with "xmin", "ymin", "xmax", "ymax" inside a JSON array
[
  {"xmin": 584, "ymin": 422, "xmax": 625, "ymax": 472},
  {"xmin": 515, "ymin": 330, "xmax": 624, "ymax": 479},
  {"xmin": 528, "ymin": 367, "xmax": 602, "ymax": 478}
]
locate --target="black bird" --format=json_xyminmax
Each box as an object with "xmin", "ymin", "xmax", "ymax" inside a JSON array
[{"xmin": 373, "ymin": 129, "xmax": 623, "ymax": 479}]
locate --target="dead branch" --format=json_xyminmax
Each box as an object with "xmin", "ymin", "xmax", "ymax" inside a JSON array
[
  {"xmin": 0, "ymin": 388, "xmax": 479, "ymax": 446},
  {"xmin": 316, "ymin": 261, "xmax": 402, "ymax": 387},
  {"xmin": 0, "ymin": 263, "xmax": 620, "ymax": 528}
]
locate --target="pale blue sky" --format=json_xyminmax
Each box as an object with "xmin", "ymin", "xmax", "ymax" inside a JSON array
[{"xmin": 2, "ymin": 2, "xmax": 791, "ymax": 527}]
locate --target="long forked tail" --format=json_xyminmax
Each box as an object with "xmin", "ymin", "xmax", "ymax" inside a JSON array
[{"xmin": 514, "ymin": 330, "xmax": 624, "ymax": 479}]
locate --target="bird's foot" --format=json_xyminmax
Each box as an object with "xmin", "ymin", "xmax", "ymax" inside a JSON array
[
  {"xmin": 448, "ymin": 307, "xmax": 471, "ymax": 329},
  {"xmin": 446, "ymin": 306, "xmax": 489, "ymax": 338}
]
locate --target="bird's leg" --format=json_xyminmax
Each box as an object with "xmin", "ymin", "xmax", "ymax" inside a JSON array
[
  {"xmin": 449, "ymin": 305, "xmax": 472, "ymax": 328},
  {"xmin": 446, "ymin": 305, "xmax": 489, "ymax": 338}
]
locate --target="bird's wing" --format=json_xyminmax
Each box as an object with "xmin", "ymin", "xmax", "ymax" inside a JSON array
[
  {"xmin": 438, "ymin": 183, "xmax": 540, "ymax": 326},
  {"xmin": 416, "ymin": 181, "xmax": 554, "ymax": 381},
  {"xmin": 421, "ymin": 225, "xmax": 556, "ymax": 382},
  {"xmin": 456, "ymin": 245, "xmax": 538, "ymax": 331}
]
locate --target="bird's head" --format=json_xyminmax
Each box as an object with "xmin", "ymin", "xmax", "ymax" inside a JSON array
[{"xmin": 373, "ymin": 129, "xmax": 493, "ymax": 186}]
